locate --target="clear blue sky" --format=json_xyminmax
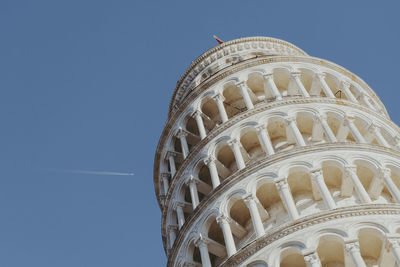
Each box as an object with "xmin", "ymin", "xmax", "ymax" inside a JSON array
[{"xmin": 1, "ymin": 1, "xmax": 400, "ymax": 266}]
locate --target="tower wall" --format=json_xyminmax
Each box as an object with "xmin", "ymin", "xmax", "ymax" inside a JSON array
[{"xmin": 154, "ymin": 37, "xmax": 400, "ymax": 267}]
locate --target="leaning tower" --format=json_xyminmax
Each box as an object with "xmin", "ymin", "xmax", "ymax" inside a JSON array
[{"xmin": 154, "ymin": 37, "xmax": 400, "ymax": 267}]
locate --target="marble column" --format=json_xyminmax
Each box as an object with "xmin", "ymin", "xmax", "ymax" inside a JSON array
[
  {"xmin": 276, "ymin": 180, "xmax": 299, "ymax": 220},
  {"xmin": 316, "ymin": 114, "xmax": 337, "ymax": 143},
  {"xmin": 244, "ymin": 194, "xmax": 265, "ymax": 237},
  {"xmin": 167, "ymin": 225, "xmax": 178, "ymax": 248},
  {"xmin": 195, "ymin": 235, "xmax": 212, "ymax": 267},
  {"xmin": 204, "ymin": 156, "xmax": 220, "ymax": 188},
  {"xmin": 316, "ymin": 73, "xmax": 335, "ymax": 98},
  {"xmin": 291, "ymin": 72, "xmax": 310, "ymax": 97},
  {"xmin": 174, "ymin": 202, "xmax": 185, "ymax": 229},
  {"xmin": 167, "ymin": 152, "xmax": 177, "ymax": 177},
  {"xmin": 286, "ymin": 117, "xmax": 306, "ymax": 147},
  {"xmin": 256, "ymin": 125, "xmax": 275, "ymax": 156},
  {"xmin": 345, "ymin": 241, "xmax": 366, "ymax": 267},
  {"xmin": 213, "ymin": 94, "xmax": 229, "ymax": 123},
  {"xmin": 304, "ymin": 252, "xmax": 322, "ymax": 267},
  {"xmin": 345, "ymin": 166, "xmax": 371, "ymax": 203},
  {"xmin": 344, "ymin": 116, "xmax": 366, "ymax": 144},
  {"xmin": 381, "ymin": 168, "xmax": 400, "ymax": 203},
  {"xmin": 237, "ymin": 82, "xmax": 254, "ymax": 110},
  {"xmin": 229, "ymin": 139, "xmax": 246, "ymax": 170},
  {"xmin": 216, "ymin": 215, "xmax": 237, "ymax": 257},
  {"xmin": 187, "ymin": 176, "xmax": 200, "ymax": 209},
  {"xmin": 311, "ymin": 169, "xmax": 336, "ymax": 209},
  {"xmin": 340, "ymin": 81, "xmax": 358, "ymax": 103},
  {"xmin": 388, "ymin": 239, "xmax": 400, "ymax": 266},
  {"xmin": 193, "ymin": 110, "xmax": 207, "ymax": 139},
  {"xmin": 177, "ymin": 129, "xmax": 190, "ymax": 158},
  {"xmin": 264, "ymin": 73, "xmax": 282, "ymax": 100}
]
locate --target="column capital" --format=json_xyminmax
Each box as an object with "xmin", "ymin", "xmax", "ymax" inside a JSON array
[
  {"xmin": 304, "ymin": 252, "xmax": 320, "ymax": 264},
  {"xmin": 173, "ymin": 201, "xmax": 185, "ymax": 210},
  {"xmin": 367, "ymin": 123, "xmax": 379, "ymax": 134},
  {"xmin": 285, "ymin": 116, "xmax": 297, "ymax": 125},
  {"xmin": 262, "ymin": 72, "xmax": 274, "ymax": 79},
  {"xmin": 315, "ymin": 72, "xmax": 326, "ymax": 79},
  {"xmin": 192, "ymin": 109, "xmax": 202, "ymax": 117},
  {"xmin": 343, "ymin": 115, "xmax": 355, "ymax": 125},
  {"xmin": 340, "ymin": 80, "xmax": 351, "ymax": 89},
  {"xmin": 314, "ymin": 113, "xmax": 327, "ymax": 123},
  {"xmin": 310, "ymin": 169, "xmax": 323, "ymax": 181},
  {"xmin": 243, "ymin": 193, "xmax": 256, "ymax": 203},
  {"xmin": 235, "ymin": 81, "xmax": 247, "ymax": 89},
  {"xmin": 186, "ymin": 176, "xmax": 199, "ymax": 185},
  {"xmin": 256, "ymin": 124, "xmax": 267, "ymax": 132},
  {"xmin": 216, "ymin": 214, "xmax": 230, "ymax": 225},
  {"xmin": 176, "ymin": 128, "xmax": 187, "ymax": 138},
  {"xmin": 167, "ymin": 225, "xmax": 178, "ymax": 232},
  {"xmin": 228, "ymin": 138, "xmax": 240, "ymax": 147},
  {"xmin": 276, "ymin": 179, "xmax": 289, "ymax": 190},
  {"xmin": 345, "ymin": 241, "xmax": 360, "ymax": 253},
  {"xmin": 344, "ymin": 165, "xmax": 357, "ymax": 175},
  {"xmin": 166, "ymin": 151, "xmax": 178, "ymax": 159},
  {"xmin": 291, "ymin": 71, "xmax": 301, "ymax": 78},
  {"xmin": 204, "ymin": 155, "xmax": 216, "ymax": 165},
  {"xmin": 194, "ymin": 234, "xmax": 209, "ymax": 247},
  {"xmin": 161, "ymin": 172, "xmax": 171, "ymax": 179},
  {"xmin": 388, "ymin": 238, "xmax": 400, "ymax": 249},
  {"xmin": 213, "ymin": 93, "xmax": 225, "ymax": 102},
  {"xmin": 379, "ymin": 167, "xmax": 391, "ymax": 178}
]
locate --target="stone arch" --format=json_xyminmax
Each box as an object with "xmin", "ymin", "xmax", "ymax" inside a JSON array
[
  {"xmin": 279, "ymin": 242, "xmax": 307, "ymax": 267},
  {"xmin": 246, "ymin": 71, "xmax": 266, "ymax": 103},
  {"xmin": 297, "ymin": 67, "xmax": 316, "ymax": 94},
  {"xmin": 266, "ymin": 115, "xmax": 292, "ymax": 152},
  {"xmin": 272, "ymin": 67, "xmax": 292, "ymax": 97},
  {"xmin": 316, "ymin": 233, "xmax": 345, "ymax": 266},
  {"xmin": 200, "ymin": 96, "xmax": 221, "ymax": 132},
  {"xmin": 222, "ymin": 80, "xmax": 246, "ymax": 118}
]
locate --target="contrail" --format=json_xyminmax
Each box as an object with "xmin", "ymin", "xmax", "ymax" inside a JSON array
[{"xmin": 44, "ymin": 169, "xmax": 135, "ymax": 176}]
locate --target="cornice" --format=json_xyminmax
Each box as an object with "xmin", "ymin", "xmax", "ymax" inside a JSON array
[
  {"xmin": 161, "ymin": 144, "xmax": 400, "ymax": 254},
  {"xmin": 168, "ymin": 37, "xmax": 308, "ymax": 117},
  {"xmin": 154, "ymin": 97, "xmax": 397, "ymax": 209}
]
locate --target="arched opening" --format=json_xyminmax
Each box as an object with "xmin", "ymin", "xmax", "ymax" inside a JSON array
[
  {"xmin": 295, "ymin": 113, "xmax": 315, "ymax": 144},
  {"xmin": 223, "ymin": 83, "xmax": 246, "ymax": 118},
  {"xmin": 201, "ymin": 97, "xmax": 220, "ymax": 132},
  {"xmin": 358, "ymin": 228, "xmax": 384, "ymax": 266},
  {"xmin": 185, "ymin": 116, "xmax": 201, "ymax": 148},
  {"xmin": 298, "ymin": 69, "xmax": 314, "ymax": 95},
  {"xmin": 216, "ymin": 144, "xmax": 237, "ymax": 175},
  {"xmin": 355, "ymin": 162, "xmax": 375, "ymax": 197},
  {"xmin": 325, "ymin": 73, "xmax": 341, "ymax": 99},
  {"xmin": 267, "ymin": 118, "xmax": 293, "ymax": 152},
  {"xmin": 197, "ymin": 163, "xmax": 213, "ymax": 188},
  {"xmin": 280, "ymin": 247, "xmax": 307, "ymax": 267},
  {"xmin": 247, "ymin": 73, "xmax": 265, "ymax": 104},
  {"xmin": 287, "ymin": 170, "xmax": 314, "ymax": 215},
  {"xmin": 240, "ymin": 129, "xmax": 265, "ymax": 162},
  {"xmin": 325, "ymin": 113, "xmax": 341, "ymax": 136},
  {"xmin": 321, "ymin": 163, "xmax": 343, "ymax": 203},
  {"xmin": 228, "ymin": 196, "xmax": 250, "ymax": 246},
  {"xmin": 317, "ymin": 235, "xmax": 345, "ymax": 266},
  {"xmin": 273, "ymin": 69, "xmax": 291, "ymax": 97},
  {"xmin": 188, "ymin": 241, "xmax": 202, "ymax": 265},
  {"xmin": 256, "ymin": 181, "xmax": 285, "ymax": 223},
  {"xmin": 206, "ymin": 218, "xmax": 226, "ymax": 266}
]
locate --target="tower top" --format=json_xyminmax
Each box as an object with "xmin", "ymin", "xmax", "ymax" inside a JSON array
[{"xmin": 168, "ymin": 36, "xmax": 308, "ymax": 117}]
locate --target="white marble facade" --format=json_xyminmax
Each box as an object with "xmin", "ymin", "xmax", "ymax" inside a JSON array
[{"xmin": 154, "ymin": 37, "xmax": 400, "ymax": 267}]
